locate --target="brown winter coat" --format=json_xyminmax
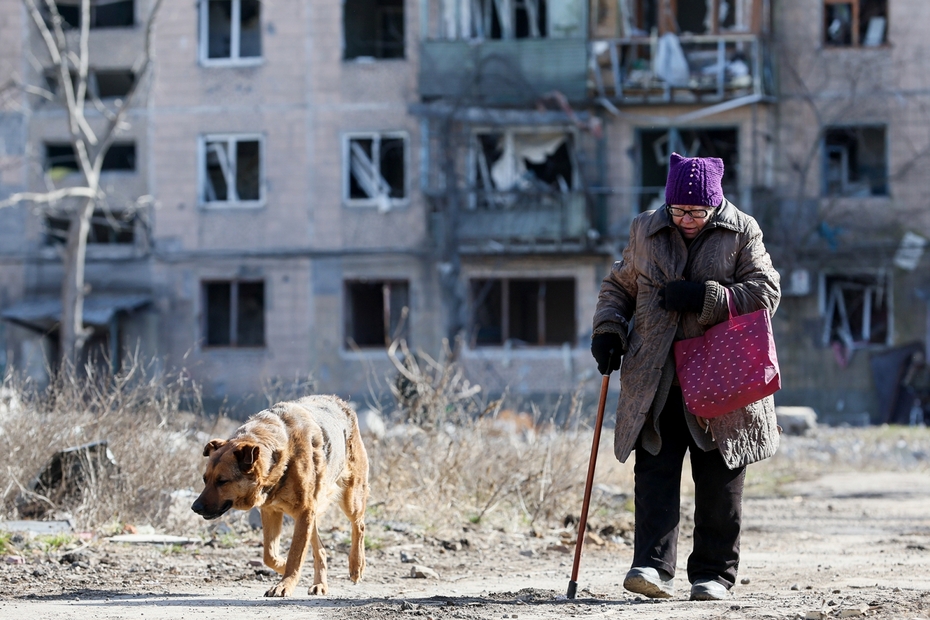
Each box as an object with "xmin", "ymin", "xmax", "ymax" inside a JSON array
[{"xmin": 593, "ymin": 199, "xmax": 781, "ymax": 469}]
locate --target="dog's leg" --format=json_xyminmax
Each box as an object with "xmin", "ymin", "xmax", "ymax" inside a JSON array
[
  {"xmin": 307, "ymin": 519, "xmax": 329, "ymax": 595},
  {"xmin": 260, "ymin": 508, "xmax": 287, "ymax": 575},
  {"xmin": 341, "ymin": 475, "xmax": 368, "ymax": 583},
  {"xmin": 265, "ymin": 511, "xmax": 312, "ymax": 597},
  {"xmin": 342, "ymin": 422, "xmax": 370, "ymax": 584}
]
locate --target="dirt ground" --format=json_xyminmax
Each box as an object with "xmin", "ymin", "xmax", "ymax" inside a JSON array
[{"xmin": 0, "ymin": 466, "xmax": 928, "ymax": 620}]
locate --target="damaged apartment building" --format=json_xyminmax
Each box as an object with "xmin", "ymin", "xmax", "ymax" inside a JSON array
[{"xmin": 0, "ymin": 0, "xmax": 928, "ymax": 423}]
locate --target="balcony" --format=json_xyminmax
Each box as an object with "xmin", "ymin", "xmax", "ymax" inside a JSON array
[
  {"xmin": 419, "ymin": 38, "xmax": 589, "ymax": 105},
  {"xmin": 432, "ymin": 190, "xmax": 591, "ymax": 252},
  {"xmin": 589, "ymin": 33, "xmax": 772, "ymax": 105}
]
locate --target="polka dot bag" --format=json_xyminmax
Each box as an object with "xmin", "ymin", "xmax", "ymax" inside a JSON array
[{"xmin": 673, "ymin": 288, "xmax": 781, "ymax": 418}]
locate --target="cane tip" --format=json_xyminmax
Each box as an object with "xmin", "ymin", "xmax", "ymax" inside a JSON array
[{"xmin": 566, "ymin": 580, "xmax": 578, "ymax": 599}]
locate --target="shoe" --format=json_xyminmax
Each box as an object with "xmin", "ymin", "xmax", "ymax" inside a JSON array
[
  {"xmin": 690, "ymin": 579, "xmax": 730, "ymax": 601},
  {"xmin": 623, "ymin": 567, "xmax": 674, "ymax": 599}
]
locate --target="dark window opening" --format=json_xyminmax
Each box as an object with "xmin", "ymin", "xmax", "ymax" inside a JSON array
[
  {"xmin": 204, "ymin": 280, "xmax": 265, "ymax": 347},
  {"xmin": 46, "ymin": 69, "xmax": 135, "ymax": 100},
  {"xmin": 44, "ymin": 210, "xmax": 136, "ymax": 245},
  {"xmin": 344, "ymin": 0, "xmax": 405, "ymax": 59},
  {"xmin": 55, "ymin": 0, "xmax": 134, "ymax": 29},
  {"xmin": 824, "ymin": 0, "xmax": 887, "ymax": 47},
  {"xmin": 95, "ymin": 70, "xmax": 135, "ymax": 98},
  {"xmin": 638, "ymin": 128, "xmax": 739, "ymax": 212},
  {"xmin": 824, "ymin": 126, "xmax": 887, "ymax": 197},
  {"xmin": 823, "ymin": 273, "xmax": 889, "ymax": 347},
  {"xmin": 470, "ymin": 278, "xmax": 575, "ymax": 347},
  {"xmin": 44, "ymin": 142, "xmax": 136, "ymax": 173},
  {"xmin": 347, "ymin": 135, "xmax": 406, "ymax": 203},
  {"xmin": 203, "ymin": 137, "xmax": 262, "ymax": 203},
  {"xmin": 345, "ymin": 280, "xmax": 409, "ymax": 348},
  {"xmin": 206, "ymin": 0, "xmax": 262, "ymax": 60}
]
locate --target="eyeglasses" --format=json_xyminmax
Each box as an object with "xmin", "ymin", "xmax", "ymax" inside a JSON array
[{"xmin": 667, "ymin": 205, "xmax": 711, "ymax": 219}]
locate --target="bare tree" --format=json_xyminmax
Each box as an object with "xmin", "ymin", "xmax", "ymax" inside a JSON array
[{"xmin": 0, "ymin": 0, "xmax": 163, "ymax": 365}]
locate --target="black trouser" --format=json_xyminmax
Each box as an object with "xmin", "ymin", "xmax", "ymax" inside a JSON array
[{"xmin": 632, "ymin": 386, "xmax": 746, "ymax": 588}]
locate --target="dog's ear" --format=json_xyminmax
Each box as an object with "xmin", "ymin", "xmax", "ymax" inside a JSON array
[
  {"xmin": 203, "ymin": 439, "xmax": 226, "ymax": 457},
  {"xmin": 234, "ymin": 443, "xmax": 261, "ymax": 474}
]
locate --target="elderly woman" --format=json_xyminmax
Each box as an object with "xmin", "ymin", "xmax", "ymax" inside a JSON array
[{"xmin": 590, "ymin": 153, "xmax": 781, "ymax": 601}]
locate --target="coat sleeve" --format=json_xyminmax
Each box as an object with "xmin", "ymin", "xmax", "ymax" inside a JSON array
[
  {"xmin": 593, "ymin": 218, "xmax": 640, "ymax": 338},
  {"xmin": 699, "ymin": 217, "xmax": 781, "ymax": 326}
]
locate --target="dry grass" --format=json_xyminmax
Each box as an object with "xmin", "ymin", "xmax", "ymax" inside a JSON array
[
  {"xmin": 0, "ymin": 358, "xmax": 217, "ymax": 531},
  {"xmin": 2, "ymin": 343, "xmax": 927, "ymax": 538}
]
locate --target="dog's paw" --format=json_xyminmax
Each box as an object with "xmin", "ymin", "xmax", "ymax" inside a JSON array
[
  {"xmin": 264, "ymin": 578, "xmax": 297, "ymax": 597},
  {"xmin": 308, "ymin": 582, "xmax": 329, "ymax": 596}
]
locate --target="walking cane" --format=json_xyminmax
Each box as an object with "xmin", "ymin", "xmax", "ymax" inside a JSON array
[{"xmin": 566, "ymin": 370, "xmax": 611, "ymax": 599}]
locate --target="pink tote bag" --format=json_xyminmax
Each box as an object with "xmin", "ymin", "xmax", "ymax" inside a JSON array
[{"xmin": 673, "ymin": 289, "xmax": 780, "ymax": 418}]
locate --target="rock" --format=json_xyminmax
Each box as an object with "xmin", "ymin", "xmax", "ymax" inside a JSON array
[
  {"xmin": 4, "ymin": 555, "xmax": 25, "ymax": 564},
  {"xmin": 410, "ymin": 564, "xmax": 440, "ymax": 579},
  {"xmin": 776, "ymin": 406, "xmax": 818, "ymax": 435},
  {"xmin": 838, "ymin": 606, "xmax": 868, "ymax": 617},
  {"xmin": 740, "ymin": 577, "xmax": 750, "ymax": 584},
  {"xmin": 399, "ymin": 550, "xmax": 420, "ymax": 564},
  {"xmin": 804, "ymin": 611, "xmax": 825, "ymax": 620}
]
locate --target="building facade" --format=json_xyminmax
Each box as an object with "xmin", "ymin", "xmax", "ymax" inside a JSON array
[{"xmin": 0, "ymin": 0, "xmax": 926, "ymax": 423}]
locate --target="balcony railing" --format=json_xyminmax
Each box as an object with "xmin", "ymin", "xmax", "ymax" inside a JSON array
[
  {"xmin": 589, "ymin": 33, "xmax": 770, "ymax": 105},
  {"xmin": 431, "ymin": 190, "xmax": 591, "ymax": 250}
]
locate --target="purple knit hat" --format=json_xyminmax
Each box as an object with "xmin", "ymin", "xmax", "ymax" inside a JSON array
[{"xmin": 665, "ymin": 152, "xmax": 725, "ymax": 207}]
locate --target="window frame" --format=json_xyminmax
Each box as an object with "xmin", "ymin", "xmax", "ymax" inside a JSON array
[
  {"xmin": 819, "ymin": 271, "xmax": 892, "ymax": 349},
  {"xmin": 821, "ymin": 124, "xmax": 888, "ymax": 198},
  {"xmin": 342, "ymin": 131, "xmax": 409, "ymax": 209},
  {"xmin": 468, "ymin": 276, "xmax": 577, "ymax": 348},
  {"xmin": 198, "ymin": 0, "xmax": 264, "ymax": 67},
  {"xmin": 343, "ymin": 279, "xmax": 410, "ymax": 350},
  {"xmin": 198, "ymin": 133, "xmax": 265, "ymax": 209},
  {"xmin": 201, "ymin": 278, "xmax": 266, "ymax": 349},
  {"xmin": 822, "ymin": 0, "xmax": 889, "ymax": 48}
]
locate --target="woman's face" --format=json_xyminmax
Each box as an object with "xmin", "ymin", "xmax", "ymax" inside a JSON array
[{"xmin": 668, "ymin": 205, "xmax": 713, "ymax": 239}]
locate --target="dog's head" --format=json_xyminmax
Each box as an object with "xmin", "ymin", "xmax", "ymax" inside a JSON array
[{"xmin": 191, "ymin": 439, "xmax": 265, "ymax": 519}]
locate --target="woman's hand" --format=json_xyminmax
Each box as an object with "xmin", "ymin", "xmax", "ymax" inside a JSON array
[
  {"xmin": 658, "ymin": 280, "xmax": 706, "ymax": 313},
  {"xmin": 591, "ymin": 333, "xmax": 625, "ymax": 375}
]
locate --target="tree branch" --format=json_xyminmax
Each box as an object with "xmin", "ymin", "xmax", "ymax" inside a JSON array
[{"xmin": 0, "ymin": 187, "xmax": 100, "ymax": 209}]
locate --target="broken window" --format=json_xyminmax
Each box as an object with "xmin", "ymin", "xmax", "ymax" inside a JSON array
[
  {"xmin": 638, "ymin": 128, "xmax": 738, "ymax": 211},
  {"xmin": 345, "ymin": 280, "xmax": 409, "ymax": 348},
  {"xmin": 439, "ymin": 0, "xmax": 555, "ymax": 40},
  {"xmin": 44, "ymin": 210, "xmax": 136, "ymax": 245},
  {"xmin": 345, "ymin": 133, "xmax": 406, "ymax": 209},
  {"xmin": 201, "ymin": 0, "xmax": 262, "ymax": 62},
  {"xmin": 823, "ymin": 0, "xmax": 887, "ymax": 46},
  {"xmin": 203, "ymin": 280, "xmax": 265, "ymax": 347},
  {"xmin": 344, "ymin": 0, "xmax": 405, "ymax": 59},
  {"xmin": 823, "ymin": 126, "xmax": 887, "ymax": 197},
  {"xmin": 201, "ymin": 135, "xmax": 263, "ymax": 205},
  {"xmin": 55, "ymin": 0, "xmax": 135, "ymax": 29},
  {"xmin": 471, "ymin": 129, "xmax": 576, "ymax": 208},
  {"xmin": 822, "ymin": 273, "xmax": 890, "ymax": 349},
  {"xmin": 44, "ymin": 142, "xmax": 136, "ymax": 173},
  {"xmin": 470, "ymin": 278, "xmax": 575, "ymax": 347},
  {"xmin": 604, "ymin": 0, "xmax": 762, "ymax": 36}
]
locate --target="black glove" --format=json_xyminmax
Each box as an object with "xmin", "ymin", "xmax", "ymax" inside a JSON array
[
  {"xmin": 658, "ymin": 280, "xmax": 706, "ymax": 313},
  {"xmin": 591, "ymin": 332, "xmax": 625, "ymax": 375}
]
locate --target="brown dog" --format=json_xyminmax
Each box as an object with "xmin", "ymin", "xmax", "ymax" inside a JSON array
[{"xmin": 191, "ymin": 395, "xmax": 369, "ymax": 597}]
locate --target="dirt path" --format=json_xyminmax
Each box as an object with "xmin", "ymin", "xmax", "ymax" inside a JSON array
[{"xmin": 1, "ymin": 471, "xmax": 928, "ymax": 619}]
